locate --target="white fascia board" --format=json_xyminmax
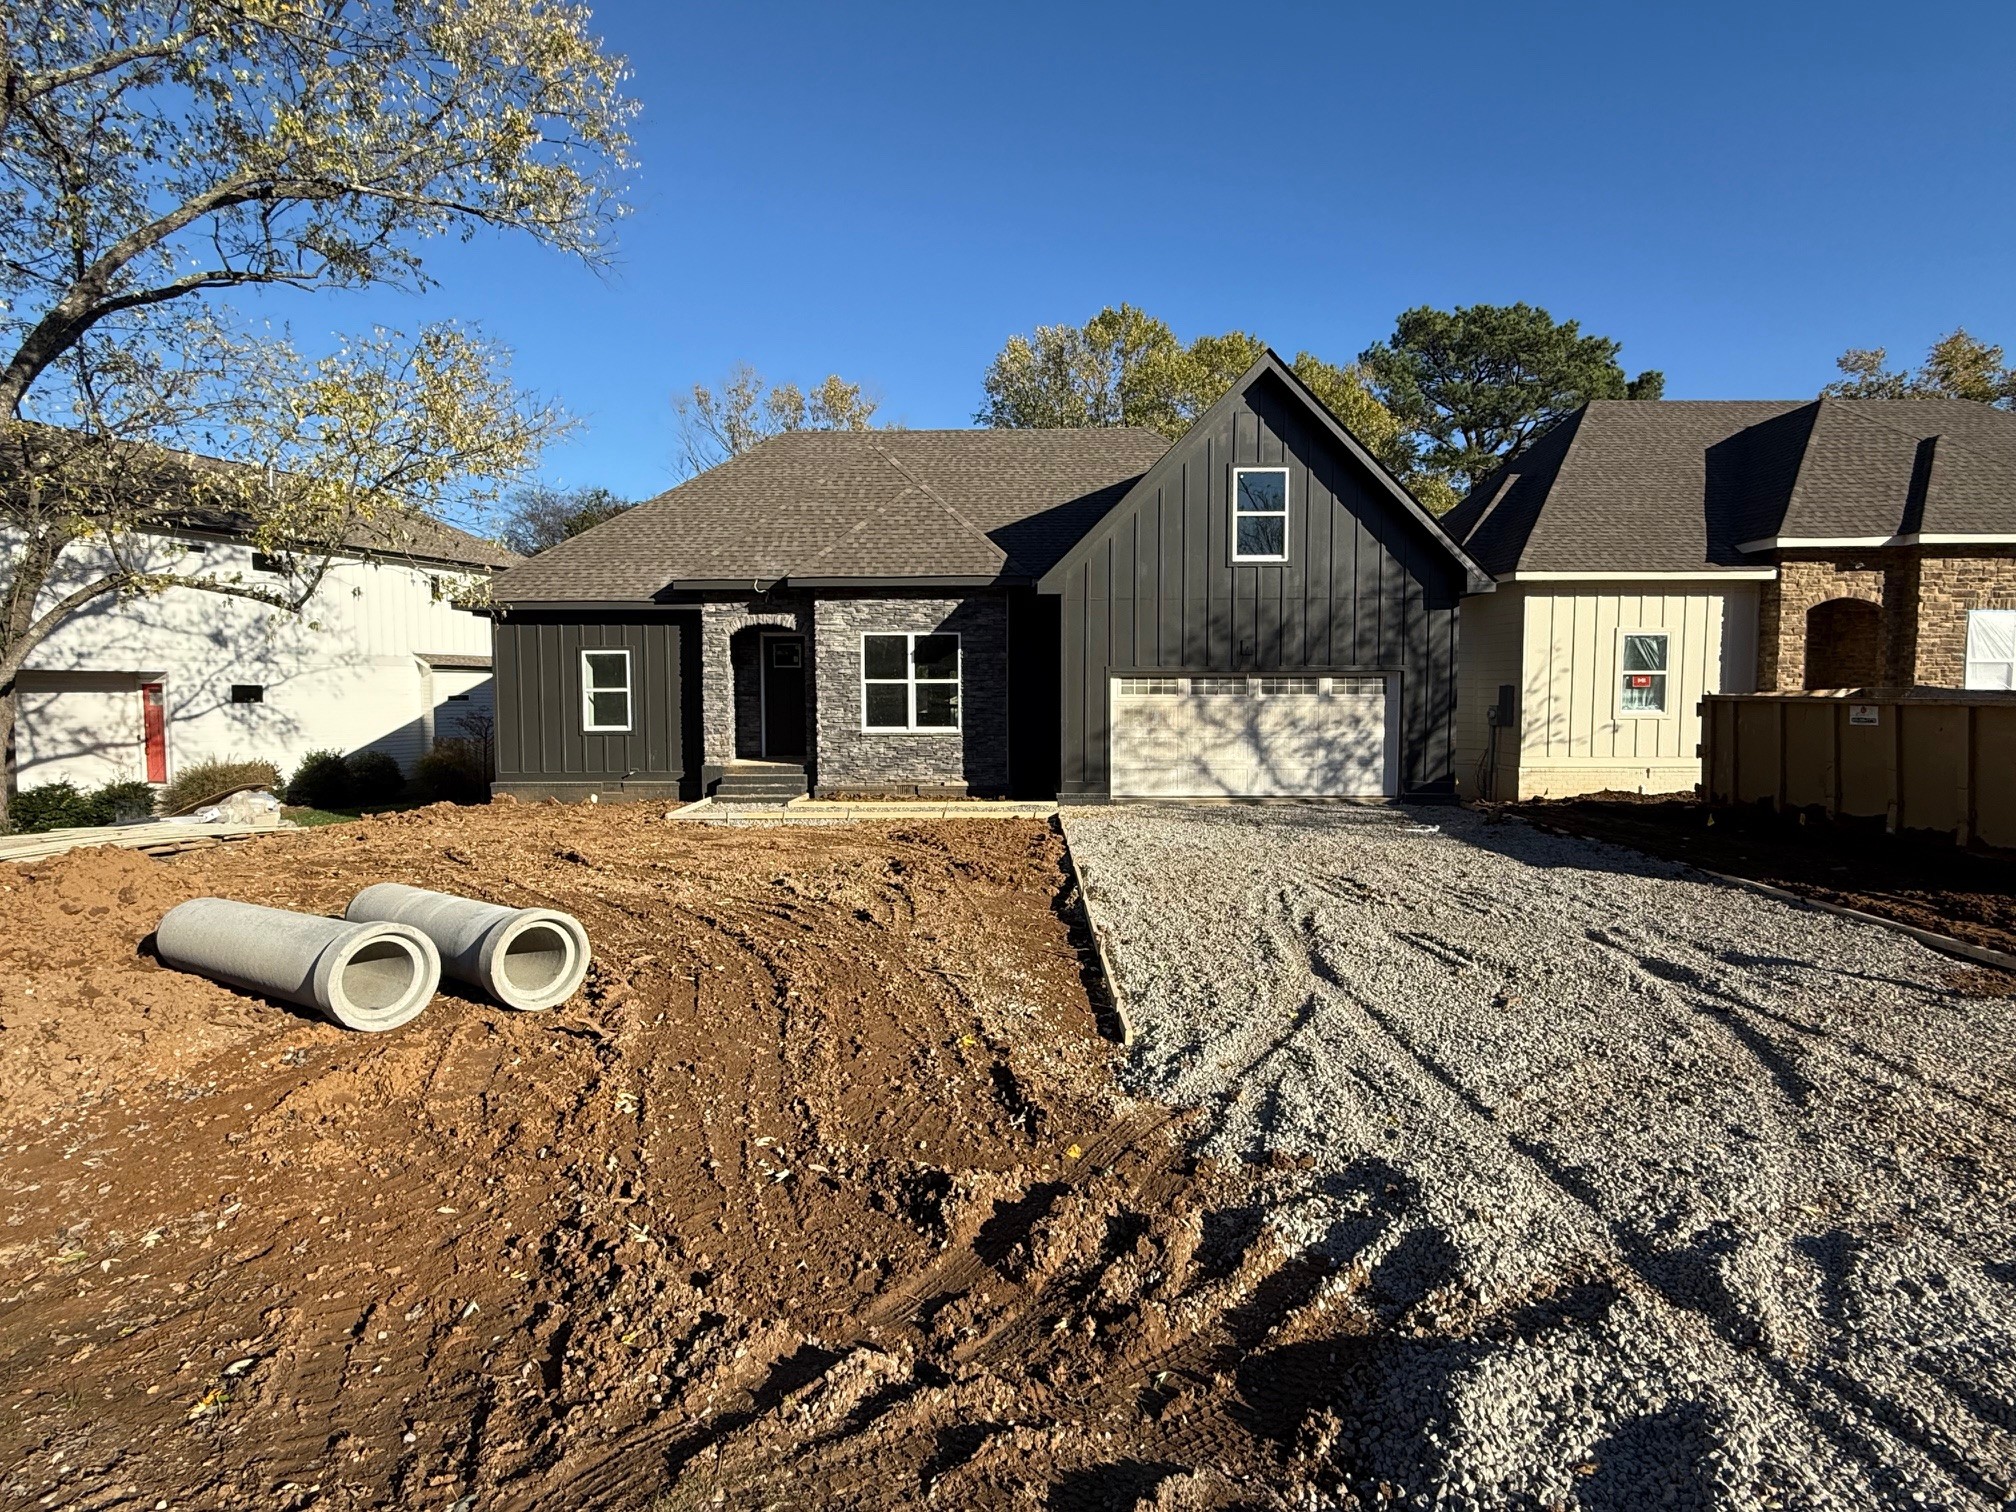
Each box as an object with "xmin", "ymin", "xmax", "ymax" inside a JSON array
[
  {"xmin": 1737, "ymin": 533, "xmax": 2016, "ymax": 551},
  {"xmin": 1503, "ymin": 569, "xmax": 1778, "ymax": 582}
]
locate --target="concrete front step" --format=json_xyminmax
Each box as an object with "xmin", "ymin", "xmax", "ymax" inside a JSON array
[{"xmin": 712, "ymin": 767, "xmax": 809, "ymax": 803}]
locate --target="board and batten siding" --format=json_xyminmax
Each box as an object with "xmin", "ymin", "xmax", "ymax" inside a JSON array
[
  {"xmin": 1453, "ymin": 586, "xmax": 1525, "ymax": 800},
  {"xmin": 1052, "ymin": 373, "xmax": 1466, "ymax": 798},
  {"xmin": 492, "ymin": 613, "xmax": 695, "ymax": 799},
  {"xmin": 17, "ymin": 532, "xmax": 495, "ymax": 786},
  {"xmin": 1511, "ymin": 583, "xmax": 1760, "ymax": 798}
]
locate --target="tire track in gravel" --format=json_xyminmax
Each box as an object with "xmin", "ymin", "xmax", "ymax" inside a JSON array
[
  {"xmin": 1066, "ymin": 804, "xmax": 2016, "ymax": 1509},
  {"xmin": 1296, "ymin": 875, "xmax": 2016, "ymax": 1508}
]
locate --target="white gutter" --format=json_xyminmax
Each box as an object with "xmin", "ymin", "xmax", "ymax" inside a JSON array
[
  {"xmin": 1502, "ymin": 569, "xmax": 1778, "ymax": 582},
  {"xmin": 1736, "ymin": 533, "xmax": 2016, "ymax": 551}
]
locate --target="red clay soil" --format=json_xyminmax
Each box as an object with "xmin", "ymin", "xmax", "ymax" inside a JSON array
[
  {"xmin": 1509, "ymin": 792, "xmax": 2016, "ymax": 963},
  {"xmin": 0, "ymin": 806, "xmax": 1362, "ymax": 1510}
]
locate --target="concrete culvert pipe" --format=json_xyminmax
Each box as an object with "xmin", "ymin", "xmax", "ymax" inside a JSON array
[
  {"xmin": 155, "ymin": 899, "xmax": 441, "ymax": 1032},
  {"xmin": 345, "ymin": 884, "xmax": 591, "ymax": 1012}
]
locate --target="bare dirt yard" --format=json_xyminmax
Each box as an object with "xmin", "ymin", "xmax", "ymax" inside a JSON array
[{"xmin": 1, "ymin": 804, "xmax": 1348, "ymax": 1511}]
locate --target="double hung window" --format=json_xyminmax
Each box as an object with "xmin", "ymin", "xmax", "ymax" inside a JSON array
[
  {"xmin": 1231, "ymin": 467, "xmax": 1289, "ymax": 562},
  {"xmin": 581, "ymin": 649, "xmax": 633, "ymax": 732},
  {"xmin": 1620, "ymin": 633, "xmax": 1669, "ymax": 714}
]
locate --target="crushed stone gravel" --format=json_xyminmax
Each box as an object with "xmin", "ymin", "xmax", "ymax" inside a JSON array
[{"xmin": 1063, "ymin": 802, "xmax": 2016, "ymax": 1512}]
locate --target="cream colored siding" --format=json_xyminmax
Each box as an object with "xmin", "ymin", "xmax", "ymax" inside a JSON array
[
  {"xmin": 1454, "ymin": 588, "xmax": 1524, "ymax": 798},
  {"xmin": 15, "ymin": 531, "xmax": 496, "ymax": 792},
  {"xmin": 1514, "ymin": 582, "xmax": 1759, "ymax": 798}
]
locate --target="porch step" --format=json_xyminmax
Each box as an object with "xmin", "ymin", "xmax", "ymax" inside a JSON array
[{"xmin": 712, "ymin": 765, "xmax": 808, "ymax": 804}]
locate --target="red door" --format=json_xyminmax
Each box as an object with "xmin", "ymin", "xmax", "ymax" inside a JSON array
[{"xmin": 140, "ymin": 682, "xmax": 167, "ymax": 783}]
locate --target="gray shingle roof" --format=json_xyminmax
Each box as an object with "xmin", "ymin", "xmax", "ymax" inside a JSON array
[
  {"xmin": 493, "ymin": 428, "xmax": 1170, "ymax": 602},
  {"xmin": 1444, "ymin": 398, "xmax": 2016, "ymax": 576}
]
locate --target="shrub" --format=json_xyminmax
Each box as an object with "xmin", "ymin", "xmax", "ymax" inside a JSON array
[
  {"xmin": 344, "ymin": 749, "xmax": 406, "ymax": 805},
  {"xmin": 160, "ymin": 757, "xmax": 283, "ymax": 816},
  {"xmin": 284, "ymin": 749, "xmax": 354, "ymax": 809},
  {"xmin": 83, "ymin": 780, "xmax": 158, "ymax": 825},
  {"xmin": 9, "ymin": 781, "xmax": 93, "ymax": 833},
  {"xmin": 414, "ymin": 740, "xmax": 490, "ymax": 804}
]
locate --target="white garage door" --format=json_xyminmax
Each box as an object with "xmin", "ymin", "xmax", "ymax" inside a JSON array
[{"xmin": 1109, "ymin": 674, "xmax": 1391, "ymax": 798}]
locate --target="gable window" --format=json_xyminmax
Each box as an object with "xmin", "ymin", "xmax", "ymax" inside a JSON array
[
  {"xmin": 581, "ymin": 648, "xmax": 633, "ymax": 732},
  {"xmin": 1967, "ymin": 608, "xmax": 2016, "ymax": 690},
  {"xmin": 1620, "ymin": 632, "xmax": 1670, "ymax": 715},
  {"xmin": 230, "ymin": 684, "xmax": 264, "ymax": 704},
  {"xmin": 862, "ymin": 632, "xmax": 960, "ymax": 732},
  {"xmin": 1231, "ymin": 467, "xmax": 1289, "ymax": 563}
]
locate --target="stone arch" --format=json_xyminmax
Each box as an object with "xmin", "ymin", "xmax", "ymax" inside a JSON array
[{"xmin": 1803, "ymin": 597, "xmax": 1883, "ymax": 689}]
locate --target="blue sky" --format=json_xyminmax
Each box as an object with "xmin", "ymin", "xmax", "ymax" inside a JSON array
[{"xmin": 241, "ymin": 0, "xmax": 2016, "ymax": 503}]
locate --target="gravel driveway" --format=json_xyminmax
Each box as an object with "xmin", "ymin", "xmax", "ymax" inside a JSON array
[{"xmin": 1062, "ymin": 803, "xmax": 2016, "ymax": 1512}]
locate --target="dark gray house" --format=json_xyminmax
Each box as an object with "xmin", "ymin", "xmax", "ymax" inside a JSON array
[{"xmin": 487, "ymin": 352, "xmax": 1490, "ymax": 804}]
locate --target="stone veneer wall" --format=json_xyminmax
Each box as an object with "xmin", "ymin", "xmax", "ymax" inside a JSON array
[
  {"xmin": 698, "ymin": 594, "xmax": 812, "ymax": 769},
  {"xmin": 1914, "ymin": 549, "xmax": 2016, "ymax": 685},
  {"xmin": 812, "ymin": 594, "xmax": 1010, "ymax": 796},
  {"xmin": 1758, "ymin": 557, "xmax": 1897, "ymax": 690},
  {"xmin": 1759, "ymin": 548, "xmax": 2016, "ymax": 689}
]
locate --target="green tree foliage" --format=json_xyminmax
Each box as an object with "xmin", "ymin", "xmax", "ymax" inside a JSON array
[
  {"xmin": 976, "ymin": 306, "xmax": 1431, "ymax": 498},
  {"xmin": 1359, "ymin": 303, "xmax": 1664, "ymax": 492},
  {"xmin": 0, "ymin": 0, "xmax": 636, "ymax": 821},
  {"xmin": 1822, "ymin": 329, "xmax": 2016, "ymax": 407},
  {"xmin": 673, "ymin": 364, "xmax": 882, "ymax": 476},
  {"xmin": 500, "ymin": 484, "xmax": 630, "ymax": 556}
]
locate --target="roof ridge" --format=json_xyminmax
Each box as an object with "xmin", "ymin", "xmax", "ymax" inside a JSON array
[
  {"xmin": 1824, "ymin": 394, "xmax": 2016, "ymax": 452},
  {"xmin": 781, "ymin": 480, "xmax": 923, "ymax": 578},
  {"xmin": 868, "ymin": 439, "xmax": 1004, "ymax": 559},
  {"xmin": 1775, "ymin": 398, "xmax": 1838, "ymax": 532}
]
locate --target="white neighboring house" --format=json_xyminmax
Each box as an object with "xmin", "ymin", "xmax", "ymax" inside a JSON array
[{"xmin": 15, "ymin": 513, "xmax": 515, "ymax": 795}]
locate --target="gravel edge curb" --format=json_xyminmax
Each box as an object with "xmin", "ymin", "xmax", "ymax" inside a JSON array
[{"xmin": 1055, "ymin": 823, "xmax": 1133, "ymax": 1047}]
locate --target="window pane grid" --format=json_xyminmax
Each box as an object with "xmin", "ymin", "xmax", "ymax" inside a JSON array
[
  {"xmin": 1190, "ymin": 676, "xmax": 1249, "ymax": 695},
  {"xmin": 581, "ymin": 649, "xmax": 632, "ymax": 732},
  {"xmin": 862, "ymin": 632, "xmax": 960, "ymax": 731},
  {"xmin": 1231, "ymin": 467, "xmax": 1289, "ymax": 562},
  {"xmin": 1619, "ymin": 633, "xmax": 1669, "ymax": 715}
]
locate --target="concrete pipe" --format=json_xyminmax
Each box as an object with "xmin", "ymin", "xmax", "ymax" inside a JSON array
[
  {"xmin": 155, "ymin": 899, "xmax": 441, "ymax": 1032},
  {"xmin": 345, "ymin": 883, "xmax": 590, "ymax": 1011}
]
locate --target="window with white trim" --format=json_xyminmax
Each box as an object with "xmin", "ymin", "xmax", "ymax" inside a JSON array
[
  {"xmin": 1620, "ymin": 632, "xmax": 1669, "ymax": 714},
  {"xmin": 581, "ymin": 648, "xmax": 633, "ymax": 732},
  {"xmin": 1966, "ymin": 608, "xmax": 2016, "ymax": 690},
  {"xmin": 862, "ymin": 632, "xmax": 960, "ymax": 731},
  {"xmin": 1117, "ymin": 677, "xmax": 1181, "ymax": 695},
  {"xmin": 1231, "ymin": 467, "xmax": 1289, "ymax": 562}
]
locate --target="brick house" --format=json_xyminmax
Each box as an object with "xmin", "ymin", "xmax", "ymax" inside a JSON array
[{"xmin": 1444, "ymin": 397, "xmax": 2016, "ymax": 800}]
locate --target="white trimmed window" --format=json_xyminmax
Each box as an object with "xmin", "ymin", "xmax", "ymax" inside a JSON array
[
  {"xmin": 1619, "ymin": 632, "xmax": 1670, "ymax": 715},
  {"xmin": 862, "ymin": 632, "xmax": 960, "ymax": 731},
  {"xmin": 1231, "ymin": 467, "xmax": 1289, "ymax": 562},
  {"xmin": 1966, "ymin": 609, "xmax": 2016, "ymax": 690},
  {"xmin": 581, "ymin": 648, "xmax": 633, "ymax": 732}
]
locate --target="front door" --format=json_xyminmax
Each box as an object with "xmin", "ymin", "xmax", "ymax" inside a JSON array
[{"xmin": 761, "ymin": 636, "xmax": 806, "ymax": 760}]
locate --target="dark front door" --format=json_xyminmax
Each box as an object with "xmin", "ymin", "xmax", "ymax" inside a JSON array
[{"xmin": 761, "ymin": 636, "xmax": 806, "ymax": 759}]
